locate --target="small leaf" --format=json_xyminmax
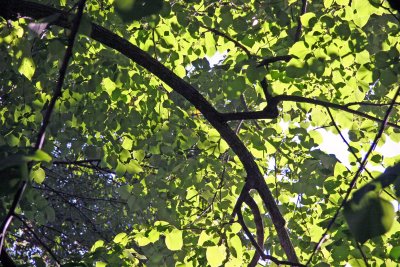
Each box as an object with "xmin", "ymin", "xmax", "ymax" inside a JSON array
[
  {"xmin": 90, "ymin": 240, "xmax": 105, "ymax": 252},
  {"xmin": 114, "ymin": 0, "xmax": 164, "ymax": 22},
  {"xmin": 18, "ymin": 57, "xmax": 36, "ymax": 80},
  {"xmin": 390, "ymin": 246, "xmax": 400, "ymax": 260},
  {"xmin": 122, "ymin": 137, "xmax": 133, "ymax": 150},
  {"xmin": 175, "ymin": 65, "xmax": 186, "ymax": 78},
  {"xmin": 126, "ymin": 160, "xmax": 143, "ymax": 174},
  {"xmin": 115, "ymin": 162, "xmax": 126, "ymax": 177},
  {"xmin": 300, "ymin": 13, "xmax": 316, "ymax": 28},
  {"xmin": 165, "ymin": 229, "xmax": 183, "ymax": 251},
  {"xmin": 95, "ymin": 262, "xmax": 107, "ymax": 267},
  {"xmin": 135, "ymin": 234, "xmax": 151, "ymax": 246},
  {"xmin": 25, "ymin": 150, "xmax": 52, "ymax": 163},
  {"xmin": 289, "ymin": 41, "xmax": 309, "ymax": 59},
  {"xmin": 6, "ymin": 134, "xmax": 19, "ymax": 147},
  {"xmin": 30, "ymin": 167, "xmax": 46, "ymax": 184},
  {"xmin": 230, "ymin": 222, "xmax": 241, "ymax": 234},
  {"xmin": 206, "ymin": 245, "xmax": 227, "ymax": 267},
  {"xmin": 114, "ymin": 232, "xmax": 128, "ymax": 245},
  {"xmin": 286, "ymin": 58, "xmax": 308, "ymax": 78}
]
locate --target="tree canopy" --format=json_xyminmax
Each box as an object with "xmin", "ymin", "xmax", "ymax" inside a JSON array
[{"xmin": 1, "ymin": 0, "xmax": 400, "ymax": 266}]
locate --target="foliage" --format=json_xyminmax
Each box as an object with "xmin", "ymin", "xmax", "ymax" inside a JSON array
[{"xmin": 0, "ymin": 0, "xmax": 400, "ymax": 266}]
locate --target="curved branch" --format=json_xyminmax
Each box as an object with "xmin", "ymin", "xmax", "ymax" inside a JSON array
[
  {"xmin": 244, "ymin": 194, "xmax": 264, "ymax": 267},
  {"xmin": 1, "ymin": 0, "xmax": 299, "ymax": 262}
]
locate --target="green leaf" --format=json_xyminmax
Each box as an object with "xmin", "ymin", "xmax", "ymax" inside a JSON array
[
  {"xmin": 289, "ymin": 41, "xmax": 310, "ymax": 59},
  {"xmin": 286, "ymin": 58, "xmax": 308, "ymax": 78},
  {"xmin": 114, "ymin": 0, "xmax": 164, "ymax": 22},
  {"xmin": 344, "ymin": 192, "xmax": 395, "ymax": 243},
  {"xmin": 324, "ymin": 0, "xmax": 333, "ymax": 7},
  {"xmin": 300, "ymin": 13, "xmax": 316, "ymax": 28},
  {"xmin": 380, "ymin": 69, "xmax": 397, "ymax": 87},
  {"xmin": 18, "ymin": 57, "xmax": 35, "ymax": 80},
  {"xmin": 206, "ymin": 245, "xmax": 227, "ymax": 267},
  {"xmin": 113, "ymin": 232, "xmax": 128, "ymax": 245},
  {"xmin": 390, "ymin": 246, "xmax": 400, "ymax": 260},
  {"xmin": 308, "ymin": 58, "xmax": 325, "ymax": 76},
  {"xmin": 348, "ymin": 258, "xmax": 367, "ymax": 267},
  {"xmin": 246, "ymin": 64, "xmax": 267, "ymax": 83},
  {"xmin": 30, "ymin": 166, "xmax": 46, "ymax": 184},
  {"xmin": 175, "ymin": 65, "xmax": 186, "ymax": 78},
  {"xmin": 25, "ymin": 150, "xmax": 52, "ymax": 163},
  {"xmin": 6, "ymin": 134, "xmax": 20, "ymax": 147},
  {"xmin": 115, "ymin": 162, "xmax": 126, "ymax": 177},
  {"xmin": 165, "ymin": 229, "xmax": 183, "ymax": 251},
  {"xmin": 126, "ymin": 160, "xmax": 143, "ymax": 174}
]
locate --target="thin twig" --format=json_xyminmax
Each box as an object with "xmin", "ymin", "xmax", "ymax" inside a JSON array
[
  {"xmin": 355, "ymin": 241, "xmax": 369, "ymax": 266},
  {"xmin": 34, "ymin": 0, "xmax": 87, "ymax": 150},
  {"xmin": 325, "ymin": 108, "xmax": 374, "ymax": 179},
  {"xmin": 294, "ymin": 0, "xmax": 308, "ymax": 42},
  {"xmin": 307, "ymin": 85, "xmax": 400, "ymax": 265},
  {"xmin": 14, "ymin": 214, "xmax": 61, "ymax": 265},
  {"xmin": 199, "ymin": 25, "xmax": 252, "ymax": 58},
  {"xmin": 0, "ymin": 0, "xmax": 87, "ymax": 259},
  {"xmin": 344, "ymin": 101, "xmax": 400, "ymax": 108}
]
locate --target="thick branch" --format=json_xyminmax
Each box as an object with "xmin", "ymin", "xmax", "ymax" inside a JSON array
[
  {"xmin": 1, "ymin": 0, "xmax": 298, "ymax": 262},
  {"xmin": 221, "ymin": 94, "xmax": 400, "ymax": 129},
  {"xmin": 244, "ymin": 194, "xmax": 264, "ymax": 267}
]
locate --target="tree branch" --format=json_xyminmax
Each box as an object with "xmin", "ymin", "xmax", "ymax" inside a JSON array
[
  {"xmin": 344, "ymin": 101, "xmax": 400, "ymax": 108},
  {"xmin": 34, "ymin": 0, "xmax": 86, "ymax": 150},
  {"xmin": 244, "ymin": 194, "xmax": 264, "ymax": 267},
  {"xmin": 14, "ymin": 214, "xmax": 60, "ymax": 265},
  {"xmin": 0, "ymin": 0, "xmax": 86, "ymax": 261},
  {"xmin": 294, "ymin": 0, "xmax": 308, "ymax": 42},
  {"xmin": 0, "ymin": 1, "xmax": 298, "ymax": 261},
  {"xmin": 200, "ymin": 25, "xmax": 252, "ymax": 58},
  {"xmin": 0, "ymin": 247, "xmax": 16, "ymax": 267},
  {"xmin": 307, "ymin": 85, "xmax": 400, "ymax": 265},
  {"xmin": 257, "ymin": 55, "xmax": 292, "ymax": 67},
  {"xmin": 232, "ymin": 185, "xmax": 304, "ymax": 266},
  {"xmin": 221, "ymin": 94, "xmax": 400, "ymax": 129}
]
